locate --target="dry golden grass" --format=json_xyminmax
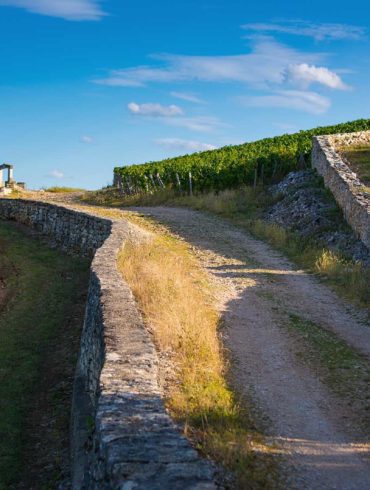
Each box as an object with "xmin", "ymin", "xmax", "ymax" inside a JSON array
[
  {"xmin": 118, "ymin": 235, "xmax": 231, "ymax": 416},
  {"xmin": 118, "ymin": 230, "xmax": 280, "ymax": 488},
  {"xmin": 315, "ymin": 250, "xmax": 370, "ymax": 308},
  {"xmin": 251, "ymin": 220, "xmax": 288, "ymax": 249}
]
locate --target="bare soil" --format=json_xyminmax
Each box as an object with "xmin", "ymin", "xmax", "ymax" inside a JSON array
[{"xmin": 130, "ymin": 206, "xmax": 370, "ymax": 490}]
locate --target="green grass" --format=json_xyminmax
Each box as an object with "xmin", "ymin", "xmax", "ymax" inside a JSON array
[
  {"xmin": 287, "ymin": 314, "xmax": 370, "ymax": 431},
  {"xmin": 0, "ymin": 221, "xmax": 89, "ymax": 488},
  {"xmin": 341, "ymin": 145, "xmax": 370, "ymax": 188}
]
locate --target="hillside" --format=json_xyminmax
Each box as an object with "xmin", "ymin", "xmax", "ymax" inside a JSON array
[{"xmin": 114, "ymin": 119, "xmax": 370, "ymax": 193}]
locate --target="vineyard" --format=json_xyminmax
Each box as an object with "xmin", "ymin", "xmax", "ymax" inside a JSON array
[{"xmin": 114, "ymin": 119, "xmax": 370, "ymax": 194}]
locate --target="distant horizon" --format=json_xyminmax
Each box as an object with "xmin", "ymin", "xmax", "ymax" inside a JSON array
[{"xmin": 0, "ymin": 0, "xmax": 369, "ymax": 189}]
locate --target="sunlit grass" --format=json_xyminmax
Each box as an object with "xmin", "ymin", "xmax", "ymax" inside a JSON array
[
  {"xmin": 42, "ymin": 186, "xmax": 85, "ymax": 193},
  {"xmin": 118, "ymin": 233, "xmax": 281, "ymax": 488}
]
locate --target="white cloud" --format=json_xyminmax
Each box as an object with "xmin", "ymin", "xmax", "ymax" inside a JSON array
[
  {"xmin": 127, "ymin": 102, "xmax": 224, "ymax": 132},
  {"xmin": 128, "ymin": 102, "xmax": 183, "ymax": 117},
  {"xmin": 94, "ymin": 36, "xmax": 351, "ymax": 119},
  {"xmin": 240, "ymin": 90, "xmax": 330, "ymax": 114},
  {"xmin": 0, "ymin": 0, "xmax": 106, "ymax": 21},
  {"xmin": 94, "ymin": 38, "xmax": 321, "ymax": 88},
  {"xmin": 96, "ymin": 66, "xmax": 177, "ymax": 87},
  {"xmin": 242, "ymin": 21, "xmax": 365, "ymax": 41},
  {"xmin": 81, "ymin": 135, "xmax": 94, "ymax": 144},
  {"xmin": 94, "ymin": 39, "xmax": 349, "ymax": 114},
  {"xmin": 285, "ymin": 63, "xmax": 349, "ymax": 90},
  {"xmin": 170, "ymin": 91, "xmax": 205, "ymax": 103},
  {"xmin": 50, "ymin": 169, "xmax": 64, "ymax": 179},
  {"xmin": 155, "ymin": 138, "xmax": 217, "ymax": 152}
]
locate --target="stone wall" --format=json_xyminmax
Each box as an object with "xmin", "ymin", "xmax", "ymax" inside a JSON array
[
  {"xmin": 312, "ymin": 131, "xmax": 370, "ymax": 250},
  {"xmin": 0, "ymin": 198, "xmax": 112, "ymax": 255},
  {"xmin": 0, "ymin": 199, "xmax": 216, "ymax": 489}
]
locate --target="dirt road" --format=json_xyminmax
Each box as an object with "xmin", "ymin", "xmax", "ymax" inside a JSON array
[{"xmin": 131, "ymin": 206, "xmax": 370, "ymax": 490}]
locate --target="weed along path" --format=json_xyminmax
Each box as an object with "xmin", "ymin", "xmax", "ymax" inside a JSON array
[{"xmin": 127, "ymin": 206, "xmax": 370, "ymax": 489}]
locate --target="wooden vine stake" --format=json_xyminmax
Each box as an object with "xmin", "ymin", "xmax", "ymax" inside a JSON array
[
  {"xmin": 149, "ymin": 174, "xmax": 156, "ymax": 189},
  {"xmin": 260, "ymin": 164, "xmax": 264, "ymax": 186},
  {"xmin": 116, "ymin": 174, "xmax": 123, "ymax": 192},
  {"xmin": 122, "ymin": 177, "xmax": 127, "ymax": 194},
  {"xmin": 272, "ymin": 160, "xmax": 278, "ymax": 178},
  {"xmin": 175, "ymin": 173, "xmax": 182, "ymax": 192},
  {"xmin": 144, "ymin": 175, "xmax": 149, "ymax": 193},
  {"xmin": 189, "ymin": 171, "xmax": 193, "ymax": 196},
  {"xmin": 253, "ymin": 168, "xmax": 258, "ymax": 191},
  {"xmin": 126, "ymin": 177, "xmax": 132, "ymax": 195},
  {"xmin": 156, "ymin": 173, "xmax": 165, "ymax": 188}
]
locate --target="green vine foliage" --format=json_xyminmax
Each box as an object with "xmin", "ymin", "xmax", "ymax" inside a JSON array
[{"xmin": 114, "ymin": 119, "xmax": 370, "ymax": 193}]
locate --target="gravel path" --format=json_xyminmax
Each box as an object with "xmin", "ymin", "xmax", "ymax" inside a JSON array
[{"xmin": 131, "ymin": 206, "xmax": 370, "ymax": 490}]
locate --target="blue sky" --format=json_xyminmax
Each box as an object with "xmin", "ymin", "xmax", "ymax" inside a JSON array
[{"xmin": 0, "ymin": 0, "xmax": 369, "ymax": 189}]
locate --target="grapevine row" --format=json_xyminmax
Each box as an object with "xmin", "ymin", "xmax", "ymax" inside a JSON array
[{"xmin": 114, "ymin": 119, "xmax": 370, "ymax": 194}]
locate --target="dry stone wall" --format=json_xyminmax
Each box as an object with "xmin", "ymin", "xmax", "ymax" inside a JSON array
[
  {"xmin": 0, "ymin": 198, "xmax": 112, "ymax": 255},
  {"xmin": 0, "ymin": 198, "xmax": 216, "ymax": 489},
  {"xmin": 312, "ymin": 131, "xmax": 370, "ymax": 250}
]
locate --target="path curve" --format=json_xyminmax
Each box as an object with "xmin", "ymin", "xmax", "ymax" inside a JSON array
[{"xmin": 131, "ymin": 206, "xmax": 370, "ymax": 490}]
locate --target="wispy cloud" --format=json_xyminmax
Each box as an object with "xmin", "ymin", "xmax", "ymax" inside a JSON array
[
  {"xmin": 49, "ymin": 169, "xmax": 64, "ymax": 179},
  {"xmin": 242, "ymin": 21, "xmax": 365, "ymax": 42},
  {"xmin": 0, "ymin": 0, "xmax": 106, "ymax": 21},
  {"xmin": 170, "ymin": 91, "xmax": 205, "ymax": 103},
  {"xmin": 81, "ymin": 135, "xmax": 94, "ymax": 144},
  {"xmin": 127, "ymin": 102, "xmax": 224, "ymax": 132},
  {"xmin": 128, "ymin": 102, "xmax": 183, "ymax": 117},
  {"xmin": 164, "ymin": 116, "xmax": 226, "ymax": 133},
  {"xmin": 94, "ymin": 38, "xmax": 321, "ymax": 88},
  {"xmin": 155, "ymin": 138, "xmax": 217, "ymax": 152},
  {"xmin": 285, "ymin": 63, "xmax": 349, "ymax": 90},
  {"xmin": 240, "ymin": 90, "xmax": 331, "ymax": 114},
  {"xmin": 96, "ymin": 35, "xmax": 350, "ymax": 116},
  {"xmin": 94, "ymin": 37, "xmax": 348, "ymax": 97}
]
